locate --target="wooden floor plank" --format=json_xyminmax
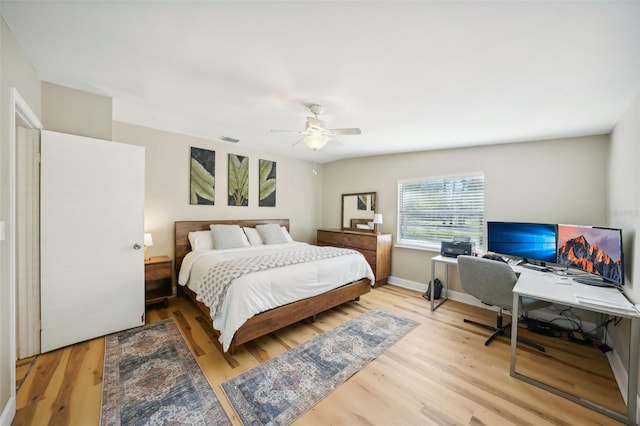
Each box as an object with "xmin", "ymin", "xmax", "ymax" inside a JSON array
[{"xmin": 15, "ymin": 285, "xmax": 626, "ymax": 425}]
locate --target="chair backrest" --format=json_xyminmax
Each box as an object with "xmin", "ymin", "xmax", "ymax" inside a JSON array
[{"xmin": 457, "ymin": 255, "xmax": 518, "ymax": 309}]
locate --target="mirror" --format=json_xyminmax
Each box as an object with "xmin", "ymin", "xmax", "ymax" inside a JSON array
[{"xmin": 342, "ymin": 192, "xmax": 377, "ymax": 231}]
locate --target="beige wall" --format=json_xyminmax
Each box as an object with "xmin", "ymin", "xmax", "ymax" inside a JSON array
[
  {"xmin": 112, "ymin": 122, "xmax": 324, "ymax": 267},
  {"xmin": 0, "ymin": 17, "xmax": 42, "ymax": 424},
  {"xmin": 323, "ymin": 135, "xmax": 610, "ymax": 291},
  {"xmin": 41, "ymin": 81, "xmax": 112, "ymax": 140}
]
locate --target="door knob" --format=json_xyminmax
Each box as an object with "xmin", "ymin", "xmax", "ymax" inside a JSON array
[{"xmin": 133, "ymin": 243, "xmax": 142, "ymax": 250}]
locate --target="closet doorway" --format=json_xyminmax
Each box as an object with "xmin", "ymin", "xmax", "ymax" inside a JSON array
[{"xmin": 12, "ymin": 88, "xmax": 43, "ymax": 361}]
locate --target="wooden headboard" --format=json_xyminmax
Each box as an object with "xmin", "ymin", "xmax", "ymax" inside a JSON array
[{"xmin": 174, "ymin": 219, "xmax": 290, "ymax": 273}]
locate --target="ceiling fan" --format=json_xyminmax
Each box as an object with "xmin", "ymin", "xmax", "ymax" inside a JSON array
[{"xmin": 271, "ymin": 104, "xmax": 361, "ymax": 150}]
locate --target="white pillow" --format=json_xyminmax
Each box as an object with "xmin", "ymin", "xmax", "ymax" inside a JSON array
[
  {"xmin": 210, "ymin": 224, "xmax": 249, "ymax": 249},
  {"xmin": 256, "ymin": 223, "xmax": 289, "ymax": 244},
  {"xmin": 281, "ymin": 226, "xmax": 294, "ymax": 242},
  {"xmin": 243, "ymin": 227, "xmax": 264, "ymax": 245},
  {"xmin": 188, "ymin": 230, "xmax": 214, "ymax": 250}
]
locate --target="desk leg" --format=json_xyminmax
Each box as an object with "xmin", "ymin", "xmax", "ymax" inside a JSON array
[
  {"xmin": 430, "ymin": 258, "xmax": 449, "ymax": 311},
  {"xmin": 628, "ymin": 318, "xmax": 639, "ymax": 425},
  {"xmin": 510, "ymin": 292, "xmax": 520, "ymax": 376},
  {"xmin": 444, "ymin": 263, "xmax": 449, "ymax": 299},
  {"xmin": 430, "ymin": 259, "xmax": 435, "ymax": 311}
]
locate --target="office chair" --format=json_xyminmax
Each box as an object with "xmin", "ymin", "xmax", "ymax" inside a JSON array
[{"xmin": 457, "ymin": 255, "xmax": 550, "ymax": 352}]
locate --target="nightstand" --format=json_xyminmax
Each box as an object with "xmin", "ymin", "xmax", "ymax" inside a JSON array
[{"xmin": 144, "ymin": 256, "xmax": 173, "ymax": 307}]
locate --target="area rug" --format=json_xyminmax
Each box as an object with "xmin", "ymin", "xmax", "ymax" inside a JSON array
[
  {"xmin": 221, "ymin": 308, "xmax": 419, "ymax": 425},
  {"xmin": 100, "ymin": 319, "xmax": 232, "ymax": 426}
]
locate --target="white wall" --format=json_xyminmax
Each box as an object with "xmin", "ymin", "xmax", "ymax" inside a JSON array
[
  {"xmin": 322, "ymin": 135, "xmax": 609, "ymax": 291},
  {"xmin": 112, "ymin": 121, "xmax": 324, "ymax": 269},
  {"xmin": 0, "ymin": 17, "xmax": 41, "ymax": 426},
  {"xmin": 607, "ymin": 91, "xmax": 640, "ymax": 375}
]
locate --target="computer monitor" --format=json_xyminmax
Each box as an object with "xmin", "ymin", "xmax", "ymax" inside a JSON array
[
  {"xmin": 487, "ymin": 222, "xmax": 557, "ymax": 263},
  {"xmin": 557, "ymin": 224, "xmax": 623, "ymax": 286}
]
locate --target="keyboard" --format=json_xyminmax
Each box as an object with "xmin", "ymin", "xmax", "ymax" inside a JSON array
[{"xmin": 521, "ymin": 263, "xmax": 546, "ymax": 271}]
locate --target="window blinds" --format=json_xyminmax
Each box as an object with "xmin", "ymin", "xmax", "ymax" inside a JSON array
[{"xmin": 397, "ymin": 173, "xmax": 485, "ymax": 249}]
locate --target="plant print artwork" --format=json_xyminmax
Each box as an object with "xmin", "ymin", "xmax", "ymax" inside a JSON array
[
  {"xmin": 259, "ymin": 159, "xmax": 276, "ymax": 207},
  {"xmin": 228, "ymin": 154, "xmax": 249, "ymax": 206},
  {"xmin": 190, "ymin": 147, "xmax": 215, "ymax": 205}
]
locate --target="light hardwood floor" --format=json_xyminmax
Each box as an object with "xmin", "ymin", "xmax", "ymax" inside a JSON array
[{"xmin": 14, "ymin": 285, "xmax": 627, "ymax": 425}]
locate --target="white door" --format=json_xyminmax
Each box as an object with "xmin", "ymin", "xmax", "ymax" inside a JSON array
[{"xmin": 40, "ymin": 130, "xmax": 145, "ymax": 352}]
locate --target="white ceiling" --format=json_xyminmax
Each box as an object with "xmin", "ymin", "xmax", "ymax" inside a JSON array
[{"xmin": 2, "ymin": 1, "xmax": 639, "ymax": 163}]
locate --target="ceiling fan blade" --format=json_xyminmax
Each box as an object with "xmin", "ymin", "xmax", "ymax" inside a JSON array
[
  {"xmin": 291, "ymin": 137, "xmax": 305, "ymax": 147},
  {"xmin": 271, "ymin": 129, "xmax": 304, "ymax": 133},
  {"xmin": 329, "ymin": 128, "xmax": 361, "ymax": 135}
]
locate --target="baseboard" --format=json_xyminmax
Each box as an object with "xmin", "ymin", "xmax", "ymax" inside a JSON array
[
  {"xmin": 0, "ymin": 395, "xmax": 16, "ymax": 426},
  {"xmin": 387, "ymin": 276, "xmax": 425, "ymax": 293}
]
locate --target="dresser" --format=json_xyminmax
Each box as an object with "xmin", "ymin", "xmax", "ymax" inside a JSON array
[{"xmin": 317, "ymin": 229, "xmax": 392, "ymax": 287}]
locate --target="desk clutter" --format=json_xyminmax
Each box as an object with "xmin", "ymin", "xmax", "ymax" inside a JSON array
[
  {"xmin": 428, "ymin": 254, "xmax": 635, "ymax": 352},
  {"xmin": 522, "ymin": 317, "xmax": 611, "ymax": 352}
]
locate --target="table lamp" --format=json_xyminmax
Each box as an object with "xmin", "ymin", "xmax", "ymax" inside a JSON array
[
  {"xmin": 373, "ymin": 213, "xmax": 383, "ymax": 234},
  {"xmin": 144, "ymin": 233, "xmax": 153, "ymax": 261}
]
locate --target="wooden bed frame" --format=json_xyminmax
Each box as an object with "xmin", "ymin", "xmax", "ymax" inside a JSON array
[{"xmin": 174, "ymin": 219, "xmax": 372, "ymax": 354}]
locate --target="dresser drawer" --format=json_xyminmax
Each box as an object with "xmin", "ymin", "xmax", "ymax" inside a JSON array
[
  {"xmin": 343, "ymin": 233, "xmax": 377, "ymax": 251},
  {"xmin": 349, "ymin": 248, "xmax": 376, "ymax": 266},
  {"xmin": 317, "ymin": 230, "xmax": 343, "ymax": 246}
]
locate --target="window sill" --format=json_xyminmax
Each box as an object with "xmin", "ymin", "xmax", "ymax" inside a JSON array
[{"xmin": 394, "ymin": 242, "xmax": 440, "ymax": 252}]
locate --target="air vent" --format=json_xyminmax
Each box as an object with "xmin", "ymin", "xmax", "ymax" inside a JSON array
[{"xmin": 220, "ymin": 136, "xmax": 239, "ymax": 143}]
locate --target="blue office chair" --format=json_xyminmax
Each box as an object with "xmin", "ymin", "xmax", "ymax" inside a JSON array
[{"xmin": 457, "ymin": 255, "xmax": 550, "ymax": 352}]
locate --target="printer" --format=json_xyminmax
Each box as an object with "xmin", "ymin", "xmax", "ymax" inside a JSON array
[{"xmin": 440, "ymin": 237, "xmax": 473, "ymax": 258}]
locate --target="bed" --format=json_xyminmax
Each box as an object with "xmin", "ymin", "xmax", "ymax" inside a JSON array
[{"xmin": 175, "ymin": 219, "xmax": 374, "ymax": 354}]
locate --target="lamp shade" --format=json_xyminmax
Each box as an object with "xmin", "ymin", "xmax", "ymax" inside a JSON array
[
  {"xmin": 304, "ymin": 134, "xmax": 329, "ymax": 150},
  {"xmin": 373, "ymin": 214, "xmax": 383, "ymax": 224},
  {"xmin": 144, "ymin": 233, "xmax": 153, "ymax": 247}
]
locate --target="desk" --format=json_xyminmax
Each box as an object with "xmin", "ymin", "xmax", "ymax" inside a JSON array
[
  {"xmin": 429, "ymin": 255, "xmax": 457, "ymax": 311},
  {"xmin": 511, "ymin": 272, "xmax": 640, "ymax": 425}
]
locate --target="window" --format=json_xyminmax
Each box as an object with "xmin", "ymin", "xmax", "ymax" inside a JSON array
[{"xmin": 397, "ymin": 173, "xmax": 485, "ymax": 250}]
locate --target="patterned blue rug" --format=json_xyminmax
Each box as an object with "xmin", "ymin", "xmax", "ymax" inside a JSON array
[
  {"xmin": 100, "ymin": 319, "xmax": 231, "ymax": 426},
  {"xmin": 221, "ymin": 308, "xmax": 419, "ymax": 425}
]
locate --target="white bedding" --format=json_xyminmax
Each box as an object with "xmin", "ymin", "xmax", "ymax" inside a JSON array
[{"xmin": 178, "ymin": 242, "xmax": 375, "ymax": 352}]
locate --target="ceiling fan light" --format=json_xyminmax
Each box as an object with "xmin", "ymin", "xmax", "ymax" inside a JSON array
[{"xmin": 304, "ymin": 134, "xmax": 329, "ymax": 150}]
